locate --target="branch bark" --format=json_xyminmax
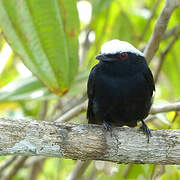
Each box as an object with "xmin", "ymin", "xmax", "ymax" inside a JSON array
[
  {"xmin": 154, "ymin": 30, "xmax": 180, "ymax": 83},
  {"xmin": 150, "ymin": 101, "xmax": 180, "ymax": 114},
  {"xmin": 0, "ymin": 118, "xmax": 180, "ymax": 164},
  {"xmin": 144, "ymin": 0, "xmax": 180, "ymax": 63},
  {"xmin": 66, "ymin": 160, "xmax": 91, "ymax": 180},
  {"xmin": 162, "ymin": 23, "xmax": 180, "ymax": 40},
  {"xmin": 0, "ymin": 156, "xmax": 17, "ymax": 175},
  {"xmin": 56, "ymin": 101, "xmax": 87, "ymax": 123},
  {"xmin": 2, "ymin": 156, "xmax": 28, "ymax": 180}
]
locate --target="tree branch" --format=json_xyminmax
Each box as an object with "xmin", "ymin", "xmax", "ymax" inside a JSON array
[
  {"xmin": 0, "ymin": 156, "xmax": 17, "ymax": 175},
  {"xmin": 154, "ymin": 30, "xmax": 180, "ymax": 83},
  {"xmin": 56, "ymin": 101, "xmax": 87, "ymax": 123},
  {"xmin": 144, "ymin": 0, "xmax": 180, "ymax": 63},
  {"xmin": 150, "ymin": 101, "xmax": 180, "ymax": 114},
  {"xmin": 162, "ymin": 23, "xmax": 180, "ymax": 40},
  {"xmin": 0, "ymin": 118, "xmax": 180, "ymax": 164},
  {"xmin": 66, "ymin": 160, "xmax": 91, "ymax": 180},
  {"xmin": 54, "ymin": 100, "xmax": 180, "ymax": 124},
  {"xmin": 2, "ymin": 156, "xmax": 28, "ymax": 180}
]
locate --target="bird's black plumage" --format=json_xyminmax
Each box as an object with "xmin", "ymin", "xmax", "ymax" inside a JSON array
[{"xmin": 87, "ymin": 40, "xmax": 155, "ymax": 142}]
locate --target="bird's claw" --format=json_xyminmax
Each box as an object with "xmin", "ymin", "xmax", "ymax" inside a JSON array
[
  {"xmin": 103, "ymin": 120, "xmax": 112, "ymax": 136},
  {"xmin": 140, "ymin": 120, "xmax": 152, "ymax": 143}
]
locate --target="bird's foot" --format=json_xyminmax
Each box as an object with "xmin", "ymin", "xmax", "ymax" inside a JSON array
[
  {"xmin": 103, "ymin": 120, "xmax": 112, "ymax": 136},
  {"xmin": 140, "ymin": 120, "xmax": 152, "ymax": 143}
]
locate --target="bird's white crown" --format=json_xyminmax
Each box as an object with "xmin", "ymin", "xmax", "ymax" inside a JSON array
[{"xmin": 100, "ymin": 39, "xmax": 144, "ymax": 57}]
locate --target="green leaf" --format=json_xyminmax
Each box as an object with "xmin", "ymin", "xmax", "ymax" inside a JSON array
[
  {"xmin": 0, "ymin": 0, "xmax": 79, "ymax": 96},
  {"xmin": 0, "ymin": 70, "xmax": 88, "ymax": 102},
  {"xmin": 0, "ymin": 76, "xmax": 57, "ymax": 101}
]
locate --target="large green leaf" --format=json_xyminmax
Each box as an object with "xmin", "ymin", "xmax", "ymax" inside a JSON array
[
  {"xmin": 0, "ymin": 70, "xmax": 88, "ymax": 102},
  {"xmin": 0, "ymin": 0, "xmax": 79, "ymax": 96},
  {"xmin": 0, "ymin": 76, "xmax": 57, "ymax": 101}
]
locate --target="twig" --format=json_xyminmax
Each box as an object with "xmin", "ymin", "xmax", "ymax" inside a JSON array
[
  {"xmin": 54, "ymin": 94, "xmax": 87, "ymax": 121},
  {"xmin": 162, "ymin": 23, "xmax": 180, "ymax": 40},
  {"xmin": 144, "ymin": 0, "xmax": 180, "ymax": 63},
  {"xmin": 150, "ymin": 101, "xmax": 180, "ymax": 114},
  {"xmin": 2, "ymin": 156, "xmax": 28, "ymax": 180},
  {"xmin": 49, "ymin": 99, "xmax": 63, "ymax": 119},
  {"xmin": 150, "ymin": 165, "xmax": 165, "ymax": 180},
  {"xmin": 66, "ymin": 160, "xmax": 91, "ymax": 180},
  {"xmin": 55, "ymin": 100, "xmax": 180, "ymax": 124},
  {"xmin": 168, "ymin": 112, "xmax": 178, "ymax": 129},
  {"xmin": 39, "ymin": 100, "xmax": 48, "ymax": 121},
  {"xmin": 145, "ymin": 115, "xmax": 157, "ymax": 123},
  {"xmin": 122, "ymin": 164, "xmax": 133, "ymax": 178},
  {"xmin": 24, "ymin": 157, "xmax": 46, "ymax": 168},
  {"xmin": 55, "ymin": 101, "xmax": 87, "ymax": 122},
  {"xmin": 171, "ymin": 112, "xmax": 178, "ymax": 124},
  {"xmin": 80, "ymin": 30, "xmax": 92, "ymax": 63},
  {"xmin": 154, "ymin": 30, "xmax": 180, "ymax": 83},
  {"xmin": 28, "ymin": 159, "xmax": 45, "ymax": 180},
  {"xmin": 87, "ymin": 162, "xmax": 97, "ymax": 180},
  {"xmin": 0, "ymin": 156, "xmax": 17, "ymax": 175},
  {"xmin": 1, "ymin": 118, "xmax": 180, "ymax": 164}
]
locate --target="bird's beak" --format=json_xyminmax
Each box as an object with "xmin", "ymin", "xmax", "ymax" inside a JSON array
[
  {"xmin": 96, "ymin": 54, "xmax": 104, "ymax": 61},
  {"xmin": 96, "ymin": 54, "xmax": 116, "ymax": 62},
  {"xmin": 96, "ymin": 54, "xmax": 112, "ymax": 62}
]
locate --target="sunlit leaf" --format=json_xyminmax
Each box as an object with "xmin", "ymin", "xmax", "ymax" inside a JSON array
[
  {"xmin": 0, "ymin": 76, "xmax": 57, "ymax": 101},
  {"xmin": 0, "ymin": 0, "xmax": 79, "ymax": 96},
  {"xmin": 0, "ymin": 69, "xmax": 89, "ymax": 102}
]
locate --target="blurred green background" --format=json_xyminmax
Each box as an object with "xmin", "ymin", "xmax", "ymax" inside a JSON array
[{"xmin": 0, "ymin": 0, "xmax": 180, "ymax": 179}]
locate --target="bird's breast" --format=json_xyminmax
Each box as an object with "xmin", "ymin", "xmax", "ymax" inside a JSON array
[{"xmin": 95, "ymin": 72, "xmax": 147, "ymax": 98}]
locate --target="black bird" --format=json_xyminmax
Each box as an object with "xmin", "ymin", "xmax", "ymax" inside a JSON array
[{"xmin": 87, "ymin": 39, "xmax": 155, "ymax": 142}]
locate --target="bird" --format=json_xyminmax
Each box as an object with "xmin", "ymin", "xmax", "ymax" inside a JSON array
[{"xmin": 87, "ymin": 39, "xmax": 155, "ymax": 142}]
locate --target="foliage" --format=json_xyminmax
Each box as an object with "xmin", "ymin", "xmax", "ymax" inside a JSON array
[
  {"xmin": 0, "ymin": 0, "xmax": 79, "ymax": 96},
  {"xmin": 0, "ymin": 0, "xmax": 180, "ymax": 179}
]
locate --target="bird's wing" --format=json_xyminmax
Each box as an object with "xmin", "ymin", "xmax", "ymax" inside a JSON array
[
  {"xmin": 143, "ymin": 67, "xmax": 155, "ymax": 96},
  {"xmin": 87, "ymin": 66, "xmax": 96, "ymax": 123}
]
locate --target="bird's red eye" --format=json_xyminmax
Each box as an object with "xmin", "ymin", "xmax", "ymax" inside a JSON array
[{"xmin": 119, "ymin": 52, "xmax": 128, "ymax": 59}]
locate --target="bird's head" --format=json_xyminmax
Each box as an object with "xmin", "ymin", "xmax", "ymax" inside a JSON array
[{"xmin": 96, "ymin": 39, "xmax": 144, "ymax": 63}]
